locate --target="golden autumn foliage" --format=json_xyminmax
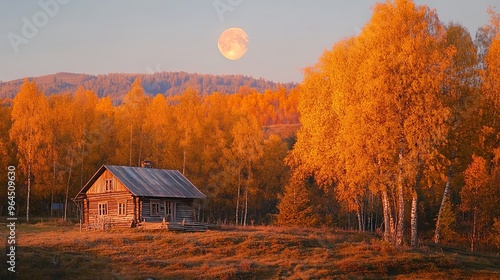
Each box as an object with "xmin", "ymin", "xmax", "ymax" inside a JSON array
[
  {"xmin": 289, "ymin": 0, "xmax": 454, "ymax": 246},
  {"xmin": 2, "ymin": 0, "xmax": 500, "ymax": 255},
  {"xmin": 10, "ymin": 79, "xmax": 51, "ymax": 221},
  {"xmin": 433, "ymin": 22, "xmax": 480, "ymax": 245},
  {"xmin": 2, "ymin": 78, "xmax": 296, "ymax": 225},
  {"xmin": 482, "ymin": 10, "xmax": 500, "ymax": 111},
  {"xmin": 462, "ymin": 155, "xmax": 490, "ymax": 251},
  {"xmin": 278, "ymin": 2, "xmax": 498, "ymax": 251}
]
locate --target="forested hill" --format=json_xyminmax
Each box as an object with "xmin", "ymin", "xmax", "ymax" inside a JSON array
[{"xmin": 0, "ymin": 72, "xmax": 297, "ymax": 101}]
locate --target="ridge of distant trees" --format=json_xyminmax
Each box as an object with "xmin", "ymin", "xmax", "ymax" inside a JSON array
[{"xmin": 0, "ymin": 71, "xmax": 297, "ymax": 102}]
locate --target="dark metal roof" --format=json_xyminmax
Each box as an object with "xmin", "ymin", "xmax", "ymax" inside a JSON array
[{"xmin": 74, "ymin": 165, "xmax": 206, "ymax": 200}]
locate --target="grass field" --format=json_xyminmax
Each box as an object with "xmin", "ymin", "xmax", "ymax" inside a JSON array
[{"xmin": 2, "ymin": 222, "xmax": 499, "ymax": 279}]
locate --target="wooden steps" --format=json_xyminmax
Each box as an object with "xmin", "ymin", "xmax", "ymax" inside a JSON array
[
  {"xmin": 182, "ymin": 223, "xmax": 208, "ymax": 232},
  {"xmin": 165, "ymin": 222, "xmax": 184, "ymax": 231},
  {"xmin": 138, "ymin": 222, "xmax": 208, "ymax": 232},
  {"xmin": 166, "ymin": 222, "xmax": 208, "ymax": 232}
]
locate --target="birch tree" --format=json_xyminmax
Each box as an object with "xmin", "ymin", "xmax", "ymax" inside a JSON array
[
  {"xmin": 290, "ymin": 0, "xmax": 452, "ymax": 246},
  {"xmin": 223, "ymin": 116, "xmax": 263, "ymax": 226},
  {"xmin": 434, "ymin": 23, "xmax": 479, "ymax": 244},
  {"xmin": 462, "ymin": 155, "xmax": 489, "ymax": 252},
  {"xmin": 173, "ymin": 88, "xmax": 203, "ymax": 175},
  {"xmin": 117, "ymin": 79, "xmax": 150, "ymax": 166},
  {"xmin": 10, "ymin": 79, "xmax": 50, "ymax": 222}
]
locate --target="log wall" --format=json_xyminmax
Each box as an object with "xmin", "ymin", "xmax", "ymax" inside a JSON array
[
  {"xmin": 175, "ymin": 202, "xmax": 195, "ymax": 223},
  {"xmin": 86, "ymin": 192, "xmax": 135, "ymax": 228},
  {"xmin": 140, "ymin": 198, "xmax": 195, "ymax": 223},
  {"xmin": 87, "ymin": 170, "xmax": 128, "ymax": 194}
]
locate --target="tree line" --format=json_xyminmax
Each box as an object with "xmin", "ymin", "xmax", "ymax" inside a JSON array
[
  {"xmin": 277, "ymin": 0, "xmax": 500, "ymax": 251},
  {"xmin": 0, "ymin": 72, "xmax": 297, "ymax": 101},
  {"xmin": 0, "ymin": 81, "xmax": 298, "ymax": 226}
]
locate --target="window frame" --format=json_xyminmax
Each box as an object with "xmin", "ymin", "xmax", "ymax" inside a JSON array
[
  {"xmin": 104, "ymin": 178, "xmax": 113, "ymax": 192},
  {"xmin": 118, "ymin": 201, "xmax": 126, "ymax": 216},
  {"xmin": 150, "ymin": 201, "xmax": 161, "ymax": 216},
  {"xmin": 98, "ymin": 202, "xmax": 108, "ymax": 216}
]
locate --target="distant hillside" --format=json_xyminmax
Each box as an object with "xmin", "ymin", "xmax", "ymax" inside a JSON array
[
  {"xmin": 0, "ymin": 72, "xmax": 297, "ymax": 101},
  {"xmin": 263, "ymin": 123, "xmax": 301, "ymax": 149}
]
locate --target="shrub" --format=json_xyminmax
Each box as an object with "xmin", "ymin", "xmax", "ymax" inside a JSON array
[
  {"xmin": 491, "ymin": 218, "xmax": 500, "ymax": 249},
  {"xmin": 438, "ymin": 200, "xmax": 459, "ymax": 243}
]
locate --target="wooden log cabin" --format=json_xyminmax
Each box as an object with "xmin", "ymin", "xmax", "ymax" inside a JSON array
[{"xmin": 73, "ymin": 164, "xmax": 206, "ymax": 230}]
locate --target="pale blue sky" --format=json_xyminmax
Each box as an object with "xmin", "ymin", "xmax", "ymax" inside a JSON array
[{"xmin": 0, "ymin": 0, "xmax": 497, "ymax": 83}]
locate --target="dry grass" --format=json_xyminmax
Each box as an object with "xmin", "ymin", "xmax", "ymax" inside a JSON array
[{"xmin": 1, "ymin": 222, "xmax": 499, "ymax": 279}]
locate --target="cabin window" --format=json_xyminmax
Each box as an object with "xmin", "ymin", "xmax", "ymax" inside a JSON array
[
  {"xmin": 150, "ymin": 202, "xmax": 160, "ymax": 216},
  {"xmin": 105, "ymin": 178, "xmax": 113, "ymax": 192},
  {"xmin": 98, "ymin": 202, "xmax": 108, "ymax": 216},
  {"xmin": 118, "ymin": 202, "xmax": 126, "ymax": 216}
]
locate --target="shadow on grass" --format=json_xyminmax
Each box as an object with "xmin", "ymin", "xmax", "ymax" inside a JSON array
[
  {"xmin": 1, "ymin": 246, "xmax": 113, "ymax": 280},
  {"xmin": 436, "ymin": 245, "xmax": 500, "ymax": 274},
  {"xmin": 2, "ymin": 223, "xmax": 499, "ymax": 279}
]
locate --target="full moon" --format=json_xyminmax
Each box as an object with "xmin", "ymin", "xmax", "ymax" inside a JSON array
[{"xmin": 218, "ymin": 27, "xmax": 249, "ymax": 60}]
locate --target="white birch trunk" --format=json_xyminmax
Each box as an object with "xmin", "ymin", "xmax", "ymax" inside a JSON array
[
  {"xmin": 410, "ymin": 191, "xmax": 418, "ymax": 248},
  {"xmin": 434, "ymin": 151, "xmax": 454, "ymax": 244},
  {"xmin": 235, "ymin": 167, "xmax": 241, "ymax": 226},
  {"xmin": 382, "ymin": 189, "xmax": 392, "ymax": 242},
  {"xmin": 396, "ymin": 149, "xmax": 405, "ymax": 246},
  {"xmin": 26, "ymin": 162, "xmax": 31, "ymax": 222}
]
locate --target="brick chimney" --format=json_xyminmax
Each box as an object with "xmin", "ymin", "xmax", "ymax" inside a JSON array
[{"xmin": 141, "ymin": 160, "xmax": 152, "ymax": 168}]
